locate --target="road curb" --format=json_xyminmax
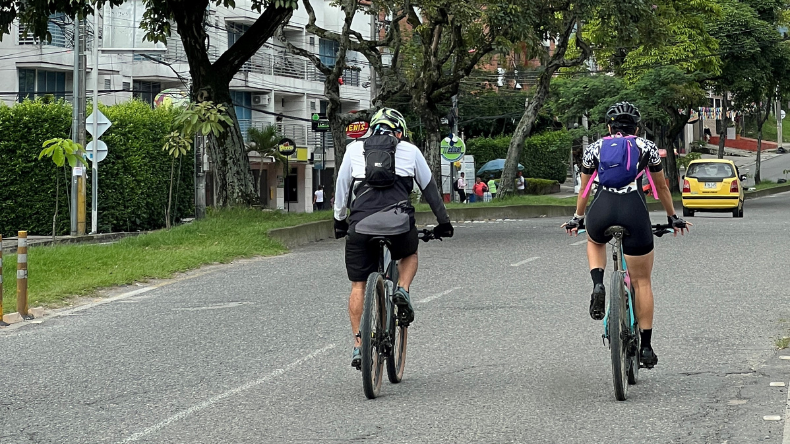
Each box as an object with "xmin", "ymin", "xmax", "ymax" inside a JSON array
[{"xmin": 744, "ymin": 184, "xmax": 790, "ymax": 200}]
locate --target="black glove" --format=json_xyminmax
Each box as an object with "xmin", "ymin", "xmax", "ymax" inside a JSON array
[
  {"xmin": 668, "ymin": 214, "xmax": 687, "ymax": 229},
  {"xmin": 564, "ymin": 215, "xmax": 585, "ymax": 232},
  {"xmin": 334, "ymin": 218, "xmax": 349, "ymax": 239},
  {"xmin": 433, "ymin": 222, "xmax": 454, "ymax": 239}
]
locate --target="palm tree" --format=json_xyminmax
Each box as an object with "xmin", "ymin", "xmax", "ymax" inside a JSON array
[{"xmin": 247, "ymin": 125, "xmax": 286, "ymax": 204}]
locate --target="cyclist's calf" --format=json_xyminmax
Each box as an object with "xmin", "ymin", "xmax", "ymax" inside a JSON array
[{"xmin": 623, "ymin": 251, "xmax": 655, "ymax": 330}]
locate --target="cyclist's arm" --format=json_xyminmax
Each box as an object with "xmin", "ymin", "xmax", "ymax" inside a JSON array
[
  {"xmin": 414, "ymin": 149, "xmax": 450, "ymax": 224},
  {"xmin": 575, "ymin": 172, "xmax": 594, "ymax": 216},
  {"xmin": 334, "ymin": 152, "xmax": 354, "ymax": 221}
]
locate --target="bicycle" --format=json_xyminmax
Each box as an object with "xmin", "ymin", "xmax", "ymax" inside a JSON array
[
  {"xmin": 584, "ymin": 223, "xmax": 676, "ymax": 401},
  {"xmin": 359, "ymin": 228, "xmax": 439, "ymax": 399}
]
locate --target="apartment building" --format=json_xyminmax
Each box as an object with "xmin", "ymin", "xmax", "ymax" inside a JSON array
[{"xmin": 0, "ymin": 1, "xmax": 373, "ymax": 212}]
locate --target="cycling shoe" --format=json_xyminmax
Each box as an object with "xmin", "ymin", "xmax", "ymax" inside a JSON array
[
  {"xmin": 392, "ymin": 287, "xmax": 415, "ymax": 324},
  {"xmin": 351, "ymin": 347, "xmax": 361, "ymax": 370},
  {"xmin": 590, "ymin": 283, "xmax": 606, "ymax": 320},
  {"xmin": 640, "ymin": 347, "xmax": 658, "ymax": 369}
]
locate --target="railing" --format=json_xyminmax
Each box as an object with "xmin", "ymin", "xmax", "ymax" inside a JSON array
[
  {"xmin": 272, "ymin": 53, "xmax": 307, "ymax": 79},
  {"xmin": 306, "ymin": 66, "xmax": 362, "ymax": 87},
  {"xmin": 276, "ymin": 122, "xmax": 308, "ymax": 147},
  {"xmin": 241, "ymin": 52, "xmax": 272, "ymax": 75},
  {"xmin": 308, "ymin": 131, "xmax": 334, "ymax": 152}
]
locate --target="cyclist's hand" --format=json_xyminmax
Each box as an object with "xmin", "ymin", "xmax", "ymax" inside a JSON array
[
  {"xmin": 668, "ymin": 214, "xmax": 691, "ymax": 236},
  {"xmin": 334, "ymin": 218, "xmax": 349, "ymax": 239},
  {"xmin": 433, "ymin": 222, "xmax": 454, "ymax": 239},
  {"xmin": 561, "ymin": 215, "xmax": 584, "ymax": 236}
]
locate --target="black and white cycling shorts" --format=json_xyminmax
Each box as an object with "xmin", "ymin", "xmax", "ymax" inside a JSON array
[
  {"xmin": 585, "ymin": 189, "xmax": 654, "ymax": 256},
  {"xmin": 344, "ymin": 225, "xmax": 419, "ymax": 282}
]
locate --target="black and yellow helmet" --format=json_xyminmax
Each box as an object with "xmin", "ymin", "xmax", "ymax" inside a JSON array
[{"xmin": 370, "ymin": 108, "xmax": 408, "ymax": 135}]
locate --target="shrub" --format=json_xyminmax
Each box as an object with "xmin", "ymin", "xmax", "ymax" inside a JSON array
[
  {"xmin": 525, "ymin": 178, "xmax": 559, "ymax": 195},
  {"xmin": 465, "ymin": 136, "xmax": 510, "ymax": 170},
  {"xmin": 521, "ymin": 130, "xmax": 573, "ymax": 184},
  {"xmin": 0, "ymin": 99, "xmax": 193, "ymax": 236}
]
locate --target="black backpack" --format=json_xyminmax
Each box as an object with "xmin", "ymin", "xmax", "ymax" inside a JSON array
[{"xmin": 362, "ymin": 134, "xmax": 398, "ymax": 188}]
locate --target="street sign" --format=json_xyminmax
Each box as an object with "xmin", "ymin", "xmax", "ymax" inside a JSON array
[
  {"xmin": 85, "ymin": 140, "xmax": 108, "ymax": 162},
  {"xmin": 311, "ymin": 113, "xmax": 330, "ymax": 132},
  {"xmin": 346, "ymin": 121, "xmax": 369, "ymax": 139},
  {"xmin": 86, "ymin": 109, "xmax": 112, "ymax": 138},
  {"xmin": 277, "ymin": 138, "xmax": 296, "ymax": 156},
  {"xmin": 782, "ymin": 110, "xmax": 786, "ymax": 120},
  {"xmin": 440, "ymin": 135, "xmax": 466, "ymax": 162}
]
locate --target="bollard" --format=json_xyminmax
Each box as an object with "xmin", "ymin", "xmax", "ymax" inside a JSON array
[{"xmin": 16, "ymin": 231, "xmax": 28, "ymax": 318}]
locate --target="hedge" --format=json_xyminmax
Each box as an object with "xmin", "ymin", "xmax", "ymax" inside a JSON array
[
  {"xmin": 0, "ymin": 99, "xmax": 193, "ymax": 237},
  {"xmin": 521, "ymin": 130, "xmax": 572, "ymax": 184},
  {"xmin": 465, "ymin": 136, "xmax": 510, "ymax": 170},
  {"xmin": 525, "ymin": 178, "xmax": 559, "ymax": 195}
]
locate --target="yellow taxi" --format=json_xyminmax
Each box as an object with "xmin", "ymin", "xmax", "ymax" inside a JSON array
[{"xmin": 682, "ymin": 159, "xmax": 746, "ymax": 218}]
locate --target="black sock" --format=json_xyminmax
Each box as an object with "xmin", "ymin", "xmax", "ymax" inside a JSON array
[
  {"xmin": 590, "ymin": 268, "xmax": 604, "ymax": 286},
  {"xmin": 641, "ymin": 329, "xmax": 652, "ymax": 349}
]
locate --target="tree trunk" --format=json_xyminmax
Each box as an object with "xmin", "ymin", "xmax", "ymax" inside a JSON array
[
  {"xmin": 417, "ymin": 109, "xmax": 443, "ymax": 194},
  {"xmin": 755, "ymin": 100, "xmax": 770, "ymax": 185},
  {"xmin": 717, "ymin": 93, "xmax": 729, "ymax": 159},
  {"xmin": 661, "ymin": 106, "xmax": 691, "ymax": 193},
  {"xmin": 166, "ymin": 157, "xmax": 175, "ymax": 229},
  {"xmin": 499, "ymin": 75, "xmax": 552, "ymax": 197},
  {"xmin": 204, "ymin": 103, "xmax": 256, "ymax": 205},
  {"xmin": 53, "ymin": 167, "xmax": 60, "ymax": 241}
]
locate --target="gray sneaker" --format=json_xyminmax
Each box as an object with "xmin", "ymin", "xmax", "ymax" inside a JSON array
[{"xmin": 392, "ymin": 287, "xmax": 415, "ymax": 324}]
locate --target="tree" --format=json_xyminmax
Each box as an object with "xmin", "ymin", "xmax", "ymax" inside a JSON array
[
  {"xmin": 284, "ymin": 0, "xmax": 406, "ymax": 172},
  {"xmin": 38, "ymin": 138, "xmax": 88, "ymax": 240},
  {"xmin": 2, "ymin": 0, "xmax": 298, "ymax": 206},
  {"xmin": 711, "ymin": 0, "xmax": 790, "ymax": 183}
]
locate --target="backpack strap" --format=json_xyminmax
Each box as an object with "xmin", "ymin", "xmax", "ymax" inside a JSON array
[{"xmin": 580, "ymin": 170, "xmax": 597, "ymax": 199}]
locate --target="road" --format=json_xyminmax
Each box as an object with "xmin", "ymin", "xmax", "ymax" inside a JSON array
[
  {"xmin": 2, "ymin": 192, "xmax": 790, "ymax": 443},
  {"xmin": 740, "ymin": 153, "xmax": 790, "ymax": 183}
]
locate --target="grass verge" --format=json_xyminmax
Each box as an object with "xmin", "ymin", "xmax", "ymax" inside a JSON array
[
  {"xmin": 414, "ymin": 193, "xmax": 576, "ymax": 212},
  {"xmin": 1, "ymin": 208, "xmax": 332, "ymax": 314},
  {"xmin": 752, "ymin": 180, "xmax": 790, "ymax": 191}
]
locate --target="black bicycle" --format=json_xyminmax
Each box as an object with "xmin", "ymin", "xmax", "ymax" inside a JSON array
[{"xmin": 359, "ymin": 229, "xmax": 438, "ymax": 399}]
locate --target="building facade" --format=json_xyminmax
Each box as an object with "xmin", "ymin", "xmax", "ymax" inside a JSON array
[{"xmin": 0, "ymin": 1, "xmax": 373, "ymax": 212}]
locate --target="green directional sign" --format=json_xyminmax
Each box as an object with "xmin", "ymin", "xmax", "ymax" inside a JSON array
[
  {"xmin": 440, "ymin": 135, "xmax": 466, "ymax": 162},
  {"xmin": 311, "ymin": 113, "xmax": 330, "ymax": 132}
]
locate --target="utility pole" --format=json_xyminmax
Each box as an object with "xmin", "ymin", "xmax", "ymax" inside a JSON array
[
  {"xmin": 77, "ymin": 18, "xmax": 87, "ymax": 235},
  {"xmin": 777, "ymin": 89, "xmax": 783, "ymax": 152},
  {"xmin": 90, "ymin": 7, "xmax": 100, "ymax": 234},
  {"xmin": 70, "ymin": 17, "xmax": 86, "ymax": 236},
  {"xmin": 450, "ymin": 94, "xmax": 459, "ymax": 202}
]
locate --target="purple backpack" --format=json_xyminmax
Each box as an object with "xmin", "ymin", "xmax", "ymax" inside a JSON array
[{"xmin": 597, "ymin": 134, "xmax": 641, "ymax": 188}]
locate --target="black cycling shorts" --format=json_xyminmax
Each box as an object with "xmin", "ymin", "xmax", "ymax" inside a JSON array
[
  {"xmin": 585, "ymin": 189, "xmax": 654, "ymax": 256},
  {"xmin": 345, "ymin": 226, "xmax": 419, "ymax": 282}
]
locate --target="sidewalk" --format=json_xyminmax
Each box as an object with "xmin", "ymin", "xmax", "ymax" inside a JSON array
[{"xmin": 698, "ymin": 143, "xmax": 783, "ymax": 168}]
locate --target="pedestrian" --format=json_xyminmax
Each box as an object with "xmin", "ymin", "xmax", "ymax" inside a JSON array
[
  {"xmin": 456, "ymin": 172, "xmax": 467, "ymax": 203},
  {"xmin": 487, "ymin": 177, "xmax": 498, "ymax": 200},
  {"xmin": 516, "ymin": 171, "xmax": 526, "ymax": 195},
  {"xmin": 703, "ymin": 127, "xmax": 712, "ymax": 143},
  {"xmin": 313, "ymin": 185, "xmax": 325, "ymax": 211},
  {"xmin": 472, "ymin": 176, "xmax": 488, "ymax": 203}
]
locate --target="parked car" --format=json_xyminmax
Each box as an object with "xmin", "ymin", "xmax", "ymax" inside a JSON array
[{"xmin": 682, "ymin": 159, "xmax": 746, "ymax": 218}]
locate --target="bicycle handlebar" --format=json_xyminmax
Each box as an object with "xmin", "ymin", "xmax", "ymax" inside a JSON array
[
  {"xmin": 419, "ymin": 228, "xmax": 442, "ymax": 242},
  {"xmin": 652, "ymin": 223, "xmax": 675, "ymax": 237}
]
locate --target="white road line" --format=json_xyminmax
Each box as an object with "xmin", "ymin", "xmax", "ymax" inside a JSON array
[
  {"xmin": 119, "ymin": 343, "xmax": 336, "ymax": 443},
  {"xmin": 510, "ymin": 256, "xmax": 540, "ymax": 267},
  {"xmin": 416, "ymin": 287, "xmax": 462, "ymax": 304},
  {"xmin": 571, "ymin": 239, "xmax": 587, "ymax": 246},
  {"xmin": 783, "ymin": 380, "xmax": 790, "ymax": 444}
]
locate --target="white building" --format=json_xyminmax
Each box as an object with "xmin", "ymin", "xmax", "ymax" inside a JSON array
[{"xmin": 0, "ymin": 1, "xmax": 373, "ymax": 212}]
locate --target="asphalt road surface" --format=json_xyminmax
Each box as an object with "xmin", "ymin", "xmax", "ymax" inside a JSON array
[{"xmin": 3, "ymin": 192, "xmax": 790, "ymax": 444}]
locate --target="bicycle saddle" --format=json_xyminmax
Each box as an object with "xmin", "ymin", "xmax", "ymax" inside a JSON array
[
  {"xmin": 368, "ymin": 236, "xmax": 392, "ymax": 247},
  {"xmin": 604, "ymin": 225, "xmax": 630, "ymax": 237}
]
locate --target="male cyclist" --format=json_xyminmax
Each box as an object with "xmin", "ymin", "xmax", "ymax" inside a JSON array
[
  {"xmin": 334, "ymin": 108, "xmax": 454, "ymax": 369},
  {"xmin": 563, "ymin": 102, "xmax": 690, "ymax": 368}
]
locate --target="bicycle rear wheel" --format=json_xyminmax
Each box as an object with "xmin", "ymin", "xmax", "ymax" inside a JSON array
[
  {"xmin": 386, "ymin": 309, "xmax": 408, "ymax": 383},
  {"xmin": 361, "ymin": 272, "xmax": 386, "ymax": 399},
  {"xmin": 609, "ymin": 271, "xmax": 629, "ymax": 401}
]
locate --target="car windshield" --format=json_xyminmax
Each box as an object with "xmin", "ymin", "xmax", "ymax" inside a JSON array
[{"xmin": 687, "ymin": 162, "xmax": 735, "ymax": 179}]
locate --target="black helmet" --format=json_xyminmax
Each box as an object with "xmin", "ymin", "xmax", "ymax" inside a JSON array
[{"xmin": 606, "ymin": 101, "xmax": 641, "ymax": 125}]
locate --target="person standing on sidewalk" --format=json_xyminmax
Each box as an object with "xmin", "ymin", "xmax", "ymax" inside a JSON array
[
  {"xmin": 516, "ymin": 171, "xmax": 526, "ymax": 195},
  {"xmin": 473, "ymin": 176, "xmax": 488, "ymax": 202},
  {"xmin": 487, "ymin": 177, "xmax": 498, "ymax": 200},
  {"xmin": 456, "ymin": 172, "xmax": 467, "ymax": 203},
  {"xmin": 313, "ymin": 185, "xmax": 325, "ymax": 211}
]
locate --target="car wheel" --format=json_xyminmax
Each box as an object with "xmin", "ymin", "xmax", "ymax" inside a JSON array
[
  {"xmin": 738, "ymin": 202, "xmax": 744, "ymax": 218},
  {"xmin": 683, "ymin": 206, "xmax": 694, "ymax": 217},
  {"xmin": 732, "ymin": 206, "xmax": 739, "ymax": 217}
]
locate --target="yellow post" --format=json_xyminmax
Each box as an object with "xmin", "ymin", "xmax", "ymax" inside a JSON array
[
  {"xmin": 16, "ymin": 231, "xmax": 28, "ymax": 317},
  {"xmin": 77, "ymin": 174, "xmax": 86, "ymax": 235}
]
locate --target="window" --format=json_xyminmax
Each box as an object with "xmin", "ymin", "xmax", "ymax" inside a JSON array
[
  {"xmin": 104, "ymin": 79, "xmax": 111, "ymax": 90},
  {"xmin": 227, "ymin": 22, "xmax": 251, "ymax": 49},
  {"xmin": 132, "ymin": 80, "xmax": 161, "ymax": 106},
  {"xmin": 319, "ymin": 38, "xmax": 340, "ymax": 67},
  {"xmin": 18, "ymin": 69, "xmax": 66, "ymax": 102},
  {"xmin": 231, "ymin": 91, "xmax": 252, "ymax": 140},
  {"xmin": 19, "ymin": 13, "xmax": 68, "ymax": 47}
]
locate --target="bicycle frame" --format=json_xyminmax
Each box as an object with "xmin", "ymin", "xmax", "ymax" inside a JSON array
[
  {"xmin": 602, "ymin": 233, "xmax": 638, "ymax": 344},
  {"xmin": 377, "ymin": 241, "xmax": 398, "ymax": 355}
]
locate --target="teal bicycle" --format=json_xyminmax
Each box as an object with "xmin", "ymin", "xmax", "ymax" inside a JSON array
[{"xmin": 582, "ymin": 223, "xmax": 674, "ymax": 401}]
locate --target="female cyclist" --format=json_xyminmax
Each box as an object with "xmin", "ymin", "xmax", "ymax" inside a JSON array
[{"xmin": 562, "ymin": 102, "xmax": 690, "ymax": 368}]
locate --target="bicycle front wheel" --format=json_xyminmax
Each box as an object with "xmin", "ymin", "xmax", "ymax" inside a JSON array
[
  {"xmin": 386, "ymin": 310, "xmax": 408, "ymax": 383},
  {"xmin": 609, "ymin": 271, "xmax": 629, "ymax": 401},
  {"xmin": 361, "ymin": 272, "xmax": 386, "ymax": 399}
]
